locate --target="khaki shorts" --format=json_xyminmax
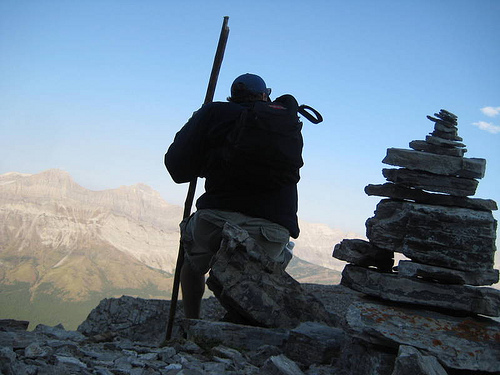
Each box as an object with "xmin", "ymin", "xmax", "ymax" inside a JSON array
[{"xmin": 180, "ymin": 209, "xmax": 290, "ymax": 274}]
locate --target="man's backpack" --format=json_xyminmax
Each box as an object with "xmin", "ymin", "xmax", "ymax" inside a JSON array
[{"xmin": 223, "ymin": 95, "xmax": 305, "ymax": 189}]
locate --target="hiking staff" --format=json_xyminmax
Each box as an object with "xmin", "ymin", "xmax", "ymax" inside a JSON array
[{"xmin": 164, "ymin": 16, "xmax": 230, "ymax": 342}]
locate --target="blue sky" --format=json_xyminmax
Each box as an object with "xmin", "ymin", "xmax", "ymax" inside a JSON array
[{"xmin": 1, "ymin": 0, "xmax": 499, "ymax": 242}]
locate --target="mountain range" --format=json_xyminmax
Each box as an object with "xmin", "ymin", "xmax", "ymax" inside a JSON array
[{"xmin": 0, "ymin": 169, "xmax": 351, "ymax": 329}]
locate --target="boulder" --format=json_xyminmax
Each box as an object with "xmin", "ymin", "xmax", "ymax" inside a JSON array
[
  {"xmin": 206, "ymin": 223, "xmax": 334, "ymax": 328},
  {"xmin": 366, "ymin": 199, "xmax": 497, "ymax": 271},
  {"xmin": 77, "ymin": 295, "xmax": 172, "ymax": 345}
]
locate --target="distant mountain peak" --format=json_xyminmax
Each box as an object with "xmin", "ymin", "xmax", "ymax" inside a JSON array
[
  {"xmin": 0, "ymin": 171, "xmax": 33, "ymax": 186},
  {"xmin": 0, "ymin": 171, "xmax": 32, "ymax": 178}
]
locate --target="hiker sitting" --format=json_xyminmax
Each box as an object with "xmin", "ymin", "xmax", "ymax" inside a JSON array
[{"xmin": 165, "ymin": 73, "xmax": 303, "ymax": 319}]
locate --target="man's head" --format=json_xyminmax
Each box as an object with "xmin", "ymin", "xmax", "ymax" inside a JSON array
[{"xmin": 228, "ymin": 73, "xmax": 271, "ymax": 103}]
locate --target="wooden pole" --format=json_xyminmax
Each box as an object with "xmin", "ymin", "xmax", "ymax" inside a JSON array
[{"xmin": 164, "ymin": 16, "xmax": 230, "ymax": 343}]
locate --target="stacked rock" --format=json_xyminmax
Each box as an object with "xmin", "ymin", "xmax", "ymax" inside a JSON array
[{"xmin": 333, "ymin": 109, "xmax": 500, "ymax": 317}]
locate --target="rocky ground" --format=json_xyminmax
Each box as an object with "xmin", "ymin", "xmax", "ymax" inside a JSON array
[
  {"xmin": 0, "ymin": 284, "xmax": 356, "ymax": 375},
  {"xmin": 2, "ymin": 282, "xmax": 499, "ymax": 375}
]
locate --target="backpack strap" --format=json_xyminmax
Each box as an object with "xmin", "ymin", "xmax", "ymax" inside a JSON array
[{"xmin": 298, "ymin": 105, "xmax": 323, "ymax": 124}]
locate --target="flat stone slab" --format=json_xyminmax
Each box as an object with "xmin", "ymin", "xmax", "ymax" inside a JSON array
[
  {"xmin": 346, "ymin": 299, "xmax": 500, "ymax": 372},
  {"xmin": 425, "ymin": 135, "xmax": 465, "ymax": 148},
  {"xmin": 430, "ymin": 130, "xmax": 462, "ymax": 142},
  {"xmin": 366, "ymin": 199, "xmax": 497, "ymax": 271},
  {"xmin": 182, "ymin": 319, "xmax": 289, "ymax": 352},
  {"xmin": 398, "ymin": 260, "xmax": 499, "ymax": 286},
  {"xmin": 341, "ymin": 265, "xmax": 500, "ymax": 317},
  {"xmin": 382, "ymin": 148, "xmax": 486, "ymax": 179},
  {"xmin": 333, "ymin": 239, "xmax": 393, "ymax": 271},
  {"xmin": 364, "ymin": 183, "xmax": 497, "ymax": 211},
  {"xmin": 409, "ymin": 140, "xmax": 466, "ymax": 157},
  {"xmin": 382, "ymin": 168, "xmax": 478, "ymax": 196}
]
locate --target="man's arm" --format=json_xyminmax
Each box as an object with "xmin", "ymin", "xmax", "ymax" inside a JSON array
[{"xmin": 165, "ymin": 107, "xmax": 209, "ymax": 183}]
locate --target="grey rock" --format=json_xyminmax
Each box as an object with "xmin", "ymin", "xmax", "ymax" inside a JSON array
[
  {"xmin": 260, "ymin": 354, "xmax": 305, "ymax": 375},
  {"xmin": 164, "ymin": 363, "xmax": 183, "ymax": 371},
  {"xmin": 34, "ymin": 323, "xmax": 86, "ymax": 342},
  {"xmin": 1, "ymin": 345, "xmax": 17, "ymax": 358},
  {"xmin": 366, "ymin": 199, "xmax": 497, "ymax": 271},
  {"xmin": 425, "ymin": 135, "xmax": 466, "ymax": 148},
  {"xmin": 0, "ymin": 319, "xmax": 29, "ymax": 331},
  {"xmin": 207, "ymin": 223, "xmax": 334, "ymax": 328},
  {"xmin": 409, "ymin": 140, "xmax": 466, "ymax": 156},
  {"xmin": 302, "ymin": 284, "xmax": 366, "ymax": 330},
  {"xmin": 382, "ymin": 168, "xmax": 478, "ymax": 196},
  {"xmin": 158, "ymin": 346, "xmax": 177, "ymax": 361},
  {"xmin": 397, "ymin": 260, "xmax": 499, "ymax": 286},
  {"xmin": 54, "ymin": 354, "xmax": 88, "ymax": 368},
  {"xmin": 0, "ymin": 346, "xmax": 17, "ymax": 375},
  {"xmin": 336, "ymin": 337, "xmax": 396, "ymax": 375},
  {"xmin": 211, "ymin": 345, "xmax": 248, "ymax": 370},
  {"xmin": 333, "ymin": 239, "xmax": 393, "ymax": 271},
  {"xmin": 24, "ymin": 342, "xmax": 51, "ymax": 358},
  {"xmin": 247, "ymin": 345, "xmax": 284, "ymax": 367},
  {"xmin": 382, "ymin": 148, "xmax": 485, "ymax": 179},
  {"xmin": 285, "ymin": 322, "xmax": 345, "ymax": 366},
  {"xmin": 427, "ymin": 111, "xmax": 457, "ymax": 127},
  {"xmin": 78, "ymin": 296, "xmax": 172, "ymax": 345},
  {"xmin": 0, "ymin": 330, "xmax": 34, "ymax": 350},
  {"xmin": 341, "ymin": 265, "xmax": 500, "ymax": 316},
  {"xmin": 430, "ymin": 130, "xmax": 462, "ymax": 141},
  {"xmin": 182, "ymin": 319, "xmax": 289, "ymax": 351},
  {"xmin": 391, "ymin": 346, "xmax": 447, "ymax": 375},
  {"xmin": 426, "ymin": 115, "xmax": 452, "ymax": 127},
  {"xmin": 346, "ymin": 300, "xmax": 500, "ymax": 372},
  {"xmin": 364, "ymin": 183, "xmax": 498, "ymax": 211},
  {"xmin": 433, "ymin": 122, "xmax": 458, "ymax": 134},
  {"xmin": 434, "ymin": 109, "xmax": 458, "ymax": 122}
]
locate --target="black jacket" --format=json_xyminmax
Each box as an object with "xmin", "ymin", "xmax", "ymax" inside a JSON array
[{"xmin": 165, "ymin": 100, "xmax": 300, "ymax": 238}]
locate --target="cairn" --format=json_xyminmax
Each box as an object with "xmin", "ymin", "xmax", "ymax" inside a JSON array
[{"xmin": 333, "ymin": 109, "xmax": 500, "ymax": 317}]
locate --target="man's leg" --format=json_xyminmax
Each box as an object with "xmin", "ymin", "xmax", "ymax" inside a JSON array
[{"xmin": 180, "ymin": 260, "xmax": 205, "ymax": 319}]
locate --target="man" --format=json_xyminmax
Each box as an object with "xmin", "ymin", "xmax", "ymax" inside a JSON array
[{"xmin": 165, "ymin": 73, "xmax": 302, "ymax": 318}]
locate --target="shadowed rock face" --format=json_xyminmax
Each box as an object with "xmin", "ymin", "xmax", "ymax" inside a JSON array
[
  {"xmin": 366, "ymin": 199, "xmax": 497, "ymax": 271},
  {"xmin": 206, "ymin": 222, "xmax": 335, "ymax": 329}
]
